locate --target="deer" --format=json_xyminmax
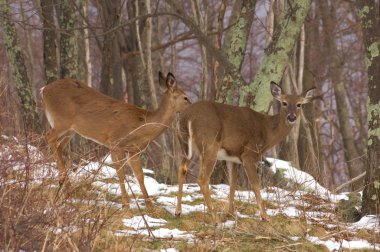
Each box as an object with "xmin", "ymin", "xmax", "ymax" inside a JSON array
[
  {"xmin": 41, "ymin": 72, "xmax": 190, "ymax": 208},
  {"xmin": 175, "ymin": 82, "xmax": 316, "ymax": 222}
]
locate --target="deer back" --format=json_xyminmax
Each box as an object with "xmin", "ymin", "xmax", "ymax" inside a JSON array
[{"xmin": 42, "ymin": 73, "xmax": 190, "ymax": 150}]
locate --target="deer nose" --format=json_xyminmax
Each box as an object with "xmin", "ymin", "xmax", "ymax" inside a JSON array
[{"xmin": 287, "ymin": 114, "xmax": 297, "ymax": 124}]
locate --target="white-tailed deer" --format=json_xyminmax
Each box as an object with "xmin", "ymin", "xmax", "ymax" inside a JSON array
[
  {"xmin": 41, "ymin": 72, "xmax": 190, "ymax": 208},
  {"xmin": 175, "ymin": 82, "xmax": 316, "ymax": 221}
]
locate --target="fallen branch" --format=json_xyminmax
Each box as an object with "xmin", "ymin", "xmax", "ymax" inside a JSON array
[{"xmin": 332, "ymin": 172, "xmax": 366, "ymax": 193}]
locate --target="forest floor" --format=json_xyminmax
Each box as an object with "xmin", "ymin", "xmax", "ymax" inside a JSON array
[{"xmin": 0, "ymin": 135, "xmax": 379, "ymax": 251}]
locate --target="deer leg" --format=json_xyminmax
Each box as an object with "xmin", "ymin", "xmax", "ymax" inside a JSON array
[
  {"xmin": 46, "ymin": 129, "xmax": 73, "ymax": 185},
  {"xmin": 198, "ymin": 154, "xmax": 218, "ymax": 222},
  {"xmin": 175, "ymin": 157, "xmax": 190, "ymax": 216},
  {"xmin": 128, "ymin": 154, "xmax": 153, "ymax": 208},
  {"xmin": 227, "ymin": 161, "xmax": 238, "ymax": 215},
  {"xmin": 111, "ymin": 149, "xmax": 130, "ymax": 208},
  {"xmin": 242, "ymin": 154, "xmax": 268, "ymax": 221}
]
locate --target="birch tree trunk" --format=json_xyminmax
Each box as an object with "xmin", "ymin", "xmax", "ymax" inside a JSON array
[{"xmin": 357, "ymin": 0, "xmax": 380, "ymax": 215}]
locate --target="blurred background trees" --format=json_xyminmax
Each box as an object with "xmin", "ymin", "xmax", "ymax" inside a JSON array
[{"xmin": 0, "ymin": 0, "xmax": 377, "ymax": 207}]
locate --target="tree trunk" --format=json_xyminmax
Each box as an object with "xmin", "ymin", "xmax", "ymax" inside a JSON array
[
  {"xmin": 40, "ymin": 0, "xmax": 59, "ymax": 83},
  {"xmin": 58, "ymin": 0, "xmax": 78, "ymax": 79},
  {"xmin": 243, "ymin": 0, "xmax": 311, "ymax": 111},
  {"xmin": 357, "ymin": 0, "xmax": 380, "ymax": 215},
  {"xmin": 319, "ymin": 0, "xmax": 364, "ymax": 190},
  {"xmin": 76, "ymin": 0, "xmax": 89, "ymax": 84},
  {"xmin": 217, "ymin": 0, "xmax": 256, "ymax": 105},
  {"xmin": 99, "ymin": 0, "xmax": 121, "ymax": 96},
  {"xmin": 0, "ymin": 0, "xmax": 40, "ymax": 132},
  {"xmin": 125, "ymin": 0, "xmax": 149, "ymax": 108},
  {"xmin": 191, "ymin": 0, "xmax": 209, "ymax": 100},
  {"xmin": 298, "ymin": 12, "xmax": 324, "ymax": 184}
]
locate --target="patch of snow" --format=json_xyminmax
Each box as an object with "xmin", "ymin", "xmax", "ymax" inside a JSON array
[
  {"xmin": 307, "ymin": 235, "xmax": 380, "ymax": 251},
  {"xmin": 220, "ymin": 220, "xmax": 236, "ymax": 228},
  {"xmin": 115, "ymin": 228, "xmax": 194, "ymax": 241},
  {"xmin": 267, "ymin": 206, "xmax": 301, "ymax": 218},
  {"xmin": 160, "ymin": 248, "xmax": 178, "ymax": 252},
  {"xmin": 290, "ymin": 236, "xmax": 301, "ymax": 241},
  {"xmin": 123, "ymin": 215, "xmax": 167, "ymax": 230},
  {"xmin": 349, "ymin": 215, "xmax": 380, "ymax": 233}
]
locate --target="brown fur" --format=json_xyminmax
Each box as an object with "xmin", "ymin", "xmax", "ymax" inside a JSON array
[
  {"xmin": 175, "ymin": 82, "xmax": 316, "ymax": 222},
  {"xmin": 42, "ymin": 72, "xmax": 190, "ymax": 208}
]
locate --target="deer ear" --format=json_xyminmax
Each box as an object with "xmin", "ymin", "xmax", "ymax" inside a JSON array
[
  {"xmin": 166, "ymin": 72, "xmax": 177, "ymax": 92},
  {"xmin": 270, "ymin": 81, "xmax": 282, "ymax": 100},
  {"xmin": 302, "ymin": 87, "xmax": 317, "ymax": 103},
  {"xmin": 159, "ymin": 71, "xmax": 168, "ymax": 91}
]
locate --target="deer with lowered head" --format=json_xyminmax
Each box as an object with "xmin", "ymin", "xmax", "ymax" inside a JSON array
[
  {"xmin": 41, "ymin": 72, "xmax": 190, "ymax": 208},
  {"xmin": 175, "ymin": 82, "xmax": 316, "ymax": 222}
]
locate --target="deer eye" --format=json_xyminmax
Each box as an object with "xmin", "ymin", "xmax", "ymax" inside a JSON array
[
  {"xmin": 296, "ymin": 103, "xmax": 302, "ymax": 108},
  {"xmin": 282, "ymin": 101, "xmax": 288, "ymax": 107},
  {"xmin": 184, "ymin": 97, "xmax": 189, "ymax": 101}
]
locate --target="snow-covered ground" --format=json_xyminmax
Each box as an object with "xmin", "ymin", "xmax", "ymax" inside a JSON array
[
  {"xmin": 69, "ymin": 156, "xmax": 380, "ymax": 250},
  {"xmin": 1, "ymin": 138, "xmax": 379, "ymax": 251}
]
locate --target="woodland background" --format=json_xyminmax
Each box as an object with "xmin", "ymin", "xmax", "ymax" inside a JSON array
[{"xmin": 0, "ymin": 0, "xmax": 379, "ymax": 216}]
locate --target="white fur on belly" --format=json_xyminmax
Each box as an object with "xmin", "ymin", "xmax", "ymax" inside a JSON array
[{"xmin": 217, "ymin": 148, "xmax": 242, "ymax": 164}]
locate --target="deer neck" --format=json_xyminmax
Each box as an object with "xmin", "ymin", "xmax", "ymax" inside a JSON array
[
  {"xmin": 265, "ymin": 111, "xmax": 294, "ymax": 148},
  {"xmin": 146, "ymin": 94, "xmax": 175, "ymax": 129}
]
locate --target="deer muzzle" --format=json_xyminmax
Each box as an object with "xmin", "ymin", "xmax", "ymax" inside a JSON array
[{"xmin": 287, "ymin": 114, "xmax": 297, "ymax": 124}]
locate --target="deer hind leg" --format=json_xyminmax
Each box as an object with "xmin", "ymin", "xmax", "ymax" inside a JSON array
[
  {"xmin": 46, "ymin": 128, "xmax": 74, "ymax": 185},
  {"xmin": 128, "ymin": 153, "xmax": 153, "ymax": 208},
  {"xmin": 175, "ymin": 157, "xmax": 190, "ymax": 216},
  {"xmin": 227, "ymin": 161, "xmax": 238, "ymax": 215},
  {"xmin": 242, "ymin": 154, "xmax": 268, "ymax": 221},
  {"xmin": 198, "ymin": 151, "xmax": 218, "ymax": 222},
  {"xmin": 111, "ymin": 149, "xmax": 130, "ymax": 208}
]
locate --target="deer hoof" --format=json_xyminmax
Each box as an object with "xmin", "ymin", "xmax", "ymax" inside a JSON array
[
  {"xmin": 175, "ymin": 211, "xmax": 182, "ymax": 217},
  {"xmin": 145, "ymin": 200, "xmax": 153, "ymax": 209}
]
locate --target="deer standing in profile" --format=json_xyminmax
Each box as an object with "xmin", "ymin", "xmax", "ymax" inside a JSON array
[
  {"xmin": 175, "ymin": 82, "xmax": 316, "ymax": 221},
  {"xmin": 41, "ymin": 72, "xmax": 190, "ymax": 208}
]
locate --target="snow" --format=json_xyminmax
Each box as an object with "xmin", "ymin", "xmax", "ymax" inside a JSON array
[
  {"xmin": 115, "ymin": 227, "xmax": 195, "ymax": 241},
  {"xmin": 349, "ymin": 215, "xmax": 380, "ymax": 232},
  {"xmin": 3, "ymin": 138, "xmax": 380, "ymax": 251},
  {"xmin": 307, "ymin": 235, "xmax": 380, "ymax": 251},
  {"xmin": 122, "ymin": 215, "xmax": 167, "ymax": 229}
]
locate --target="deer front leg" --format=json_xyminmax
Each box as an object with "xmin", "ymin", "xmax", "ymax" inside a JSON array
[
  {"xmin": 198, "ymin": 154, "xmax": 218, "ymax": 223},
  {"xmin": 241, "ymin": 153, "xmax": 268, "ymax": 221},
  {"xmin": 175, "ymin": 157, "xmax": 190, "ymax": 216},
  {"xmin": 47, "ymin": 129, "xmax": 73, "ymax": 186},
  {"xmin": 111, "ymin": 149, "xmax": 130, "ymax": 208},
  {"xmin": 128, "ymin": 153, "xmax": 153, "ymax": 208},
  {"xmin": 227, "ymin": 161, "xmax": 238, "ymax": 215}
]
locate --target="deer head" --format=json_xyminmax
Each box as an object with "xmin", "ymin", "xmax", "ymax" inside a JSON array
[{"xmin": 270, "ymin": 81, "xmax": 316, "ymax": 125}]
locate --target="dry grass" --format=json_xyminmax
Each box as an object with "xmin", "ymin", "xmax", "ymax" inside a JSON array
[{"xmin": 0, "ymin": 134, "xmax": 378, "ymax": 251}]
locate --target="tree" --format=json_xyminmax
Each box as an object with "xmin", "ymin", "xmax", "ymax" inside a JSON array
[
  {"xmin": 40, "ymin": 0, "xmax": 59, "ymax": 83},
  {"xmin": 58, "ymin": 0, "xmax": 78, "ymax": 79},
  {"xmin": 319, "ymin": 0, "xmax": 364, "ymax": 190},
  {"xmin": 99, "ymin": 0, "xmax": 122, "ymax": 98},
  {"xmin": 217, "ymin": 0, "xmax": 256, "ymax": 104},
  {"xmin": 0, "ymin": 0, "xmax": 40, "ymax": 131},
  {"xmin": 242, "ymin": 0, "xmax": 311, "ymax": 111},
  {"xmin": 357, "ymin": 0, "xmax": 380, "ymax": 215}
]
